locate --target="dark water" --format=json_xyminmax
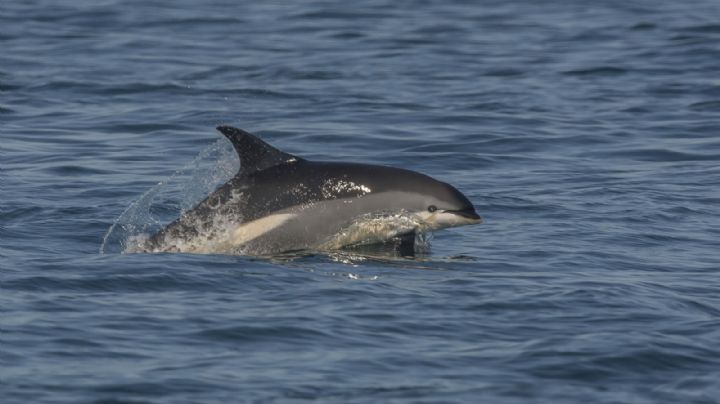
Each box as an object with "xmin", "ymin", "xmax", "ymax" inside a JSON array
[{"xmin": 3, "ymin": 0, "xmax": 720, "ymax": 402}]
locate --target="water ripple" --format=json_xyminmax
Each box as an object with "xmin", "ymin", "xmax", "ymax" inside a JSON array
[{"xmin": 3, "ymin": 0, "xmax": 720, "ymax": 402}]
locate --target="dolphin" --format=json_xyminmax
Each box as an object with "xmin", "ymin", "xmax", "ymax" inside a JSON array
[{"xmin": 141, "ymin": 126, "xmax": 481, "ymax": 255}]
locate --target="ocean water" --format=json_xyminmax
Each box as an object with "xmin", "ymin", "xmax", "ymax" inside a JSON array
[{"xmin": 2, "ymin": 0, "xmax": 720, "ymax": 402}]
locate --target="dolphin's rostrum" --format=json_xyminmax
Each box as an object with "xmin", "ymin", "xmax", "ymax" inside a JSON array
[{"xmin": 142, "ymin": 126, "xmax": 481, "ymax": 255}]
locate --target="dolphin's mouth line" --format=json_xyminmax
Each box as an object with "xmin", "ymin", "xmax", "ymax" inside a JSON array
[{"xmin": 446, "ymin": 209, "xmax": 482, "ymax": 222}]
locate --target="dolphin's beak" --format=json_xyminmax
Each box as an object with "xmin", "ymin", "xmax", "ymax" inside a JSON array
[{"xmin": 447, "ymin": 208, "xmax": 483, "ymax": 224}]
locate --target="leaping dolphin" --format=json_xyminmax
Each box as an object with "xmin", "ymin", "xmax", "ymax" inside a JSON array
[{"xmin": 141, "ymin": 126, "xmax": 481, "ymax": 255}]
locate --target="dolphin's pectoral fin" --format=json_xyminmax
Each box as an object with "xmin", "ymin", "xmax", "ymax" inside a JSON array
[
  {"xmin": 340, "ymin": 232, "xmax": 417, "ymax": 258},
  {"xmin": 216, "ymin": 126, "xmax": 303, "ymax": 173}
]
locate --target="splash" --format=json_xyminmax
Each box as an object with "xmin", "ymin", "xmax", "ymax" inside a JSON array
[
  {"xmin": 319, "ymin": 210, "xmax": 433, "ymax": 252},
  {"xmin": 100, "ymin": 139, "xmax": 239, "ymax": 254},
  {"xmin": 124, "ymin": 196, "xmax": 247, "ymax": 255}
]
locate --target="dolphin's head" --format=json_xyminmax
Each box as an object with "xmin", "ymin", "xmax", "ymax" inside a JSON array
[
  {"xmin": 360, "ymin": 166, "xmax": 481, "ymax": 230},
  {"xmin": 410, "ymin": 178, "xmax": 482, "ymax": 230}
]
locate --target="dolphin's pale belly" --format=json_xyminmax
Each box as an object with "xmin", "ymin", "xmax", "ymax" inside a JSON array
[
  {"xmin": 136, "ymin": 193, "xmax": 429, "ymax": 255},
  {"xmin": 234, "ymin": 193, "xmax": 428, "ymax": 255},
  {"xmin": 240, "ymin": 210, "xmax": 425, "ymax": 255}
]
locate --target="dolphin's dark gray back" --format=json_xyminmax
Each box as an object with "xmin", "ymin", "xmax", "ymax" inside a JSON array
[{"xmin": 214, "ymin": 126, "xmax": 468, "ymax": 219}]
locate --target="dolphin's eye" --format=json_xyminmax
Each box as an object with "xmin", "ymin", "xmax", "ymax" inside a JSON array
[{"xmin": 428, "ymin": 205, "xmax": 437, "ymax": 213}]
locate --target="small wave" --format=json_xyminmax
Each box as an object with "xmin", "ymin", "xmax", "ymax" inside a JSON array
[
  {"xmin": 584, "ymin": 148, "xmax": 720, "ymax": 162},
  {"xmin": 563, "ymin": 66, "xmax": 628, "ymax": 76},
  {"xmin": 148, "ymin": 16, "xmax": 245, "ymax": 27},
  {"xmin": 193, "ymin": 325, "xmax": 329, "ymax": 343},
  {"xmin": 28, "ymin": 80, "xmax": 190, "ymax": 95},
  {"xmin": 678, "ymin": 24, "xmax": 720, "ymax": 34},
  {"xmin": 689, "ymin": 100, "xmax": 720, "ymax": 111},
  {"xmin": 41, "ymin": 165, "xmax": 114, "ymax": 176},
  {"xmin": 2, "ymin": 273, "xmax": 188, "ymax": 293},
  {"xmin": 287, "ymin": 10, "xmax": 394, "ymax": 20},
  {"xmin": 327, "ymin": 31, "xmax": 366, "ymax": 40},
  {"xmin": 630, "ymin": 22, "xmax": 657, "ymax": 30}
]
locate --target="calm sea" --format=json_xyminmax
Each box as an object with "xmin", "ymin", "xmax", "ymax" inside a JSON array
[{"xmin": 2, "ymin": 1, "xmax": 720, "ymax": 402}]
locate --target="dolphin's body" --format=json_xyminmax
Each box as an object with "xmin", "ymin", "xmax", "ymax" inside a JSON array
[{"xmin": 142, "ymin": 126, "xmax": 481, "ymax": 255}]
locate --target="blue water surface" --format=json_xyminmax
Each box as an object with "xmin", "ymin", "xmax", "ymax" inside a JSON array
[{"xmin": 2, "ymin": 1, "xmax": 720, "ymax": 402}]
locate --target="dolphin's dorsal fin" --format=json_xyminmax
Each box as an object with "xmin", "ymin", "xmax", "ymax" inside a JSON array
[{"xmin": 216, "ymin": 126, "xmax": 302, "ymax": 173}]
